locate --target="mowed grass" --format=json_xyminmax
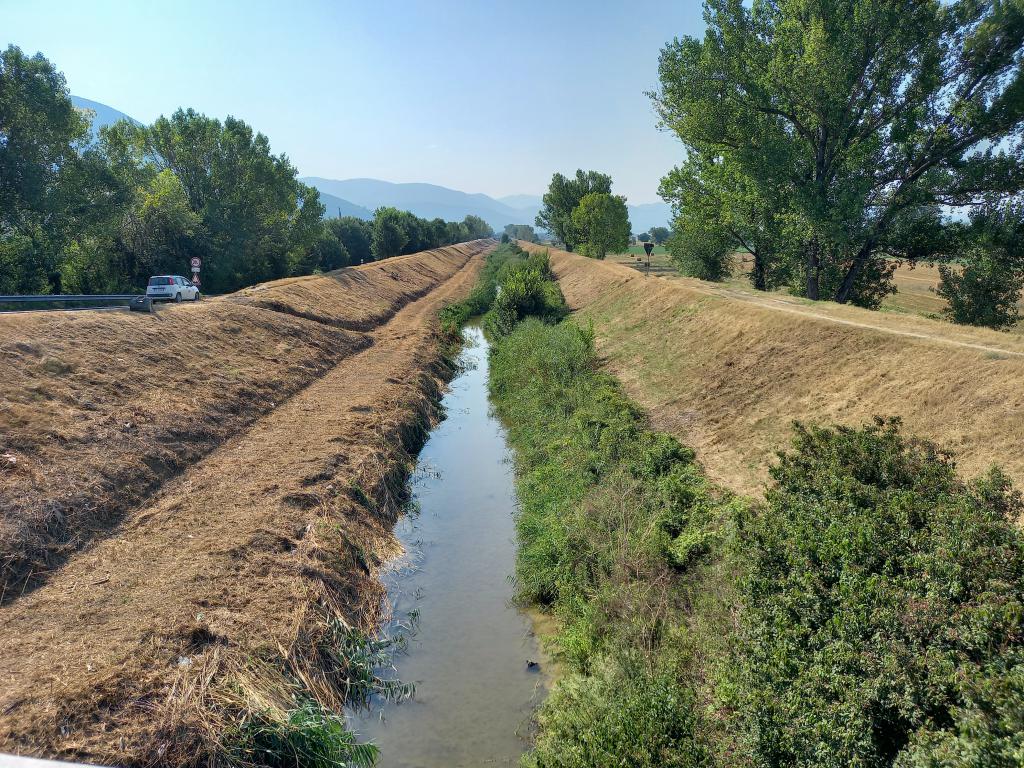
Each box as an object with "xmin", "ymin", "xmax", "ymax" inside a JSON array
[
  {"xmin": 523, "ymin": 243, "xmax": 1024, "ymax": 500},
  {"xmin": 609, "ymin": 247, "xmax": 1024, "ymax": 331}
]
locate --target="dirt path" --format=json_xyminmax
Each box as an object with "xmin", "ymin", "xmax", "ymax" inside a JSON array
[{"xmin": 0, "ymin": 255, "xmax": 483, "ymax": 761}]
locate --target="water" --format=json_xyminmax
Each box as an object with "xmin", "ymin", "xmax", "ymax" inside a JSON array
[{"xmin": 350, "ymin": 324, "xmax": 546, "ymax": 767}]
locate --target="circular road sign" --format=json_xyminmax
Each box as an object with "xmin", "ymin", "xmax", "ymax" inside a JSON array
[{"xmin": 190, "ymin": 257, "xmax": 201, "ymax": 270}]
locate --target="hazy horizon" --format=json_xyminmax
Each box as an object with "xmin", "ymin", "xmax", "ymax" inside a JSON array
[{"xmin": 2, "ymin": 0, "xmax": 705, "ymax": 204}]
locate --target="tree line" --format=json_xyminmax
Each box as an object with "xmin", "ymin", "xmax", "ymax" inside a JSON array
[
  {"xmin": 654, "ymin": 0, "xmax": 1024, "ymax": 328},
  {"xmin": 0, "ymin": 45, "xmax": 492, "ymax": 296}
]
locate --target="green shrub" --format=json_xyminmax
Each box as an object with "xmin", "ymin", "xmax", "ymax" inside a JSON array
[
  {"xmin": 733, "ymin": 418, "xmax": 1024, "ymax": 768},
  {"xmin": 524, "ymin": 653, "xmax": 705, "ymax": 768},
  {"xmin": 937, "ymin": 255, "xmax": 1024, "ymax": 329},
  {"xmin": 483, "ymin": 251, "xmax": 567, "ymax": 338},
  {"xmin": 438, "ymin": 241, "xmax": 527, "ymax": 335}
]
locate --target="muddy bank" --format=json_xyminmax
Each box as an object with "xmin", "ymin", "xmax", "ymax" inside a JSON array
[{"xmin": 0, "ymin": 246, "xmax": 489, "ymax": 763}]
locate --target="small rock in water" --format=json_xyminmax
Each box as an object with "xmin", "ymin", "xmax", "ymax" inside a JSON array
[{"xmin": 526, "ymin": 659, "xmax": 540, "ymax": 671}]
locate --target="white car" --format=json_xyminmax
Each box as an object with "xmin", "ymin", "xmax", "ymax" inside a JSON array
[{"xmin": 146, "ymin": 275, "xmax": 201, "ymax": 302}]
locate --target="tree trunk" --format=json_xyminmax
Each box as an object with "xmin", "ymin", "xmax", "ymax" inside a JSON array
[
  {"xmin": 805, "ymin": 238, "xmax": 820, "ymax": 301},
  {"xmin": 752, "ymin": 248, "xmax": 767, "ymax": 291},
  {"xmin": 835, "ymin": 244, "xmax": 872, "ymax": 304}
]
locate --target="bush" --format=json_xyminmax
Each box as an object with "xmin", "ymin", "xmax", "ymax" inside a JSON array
[
  {"xmin": 734, "ymin": 418, "xmax": 1024, "ymax": 767},
  {"xmin": 437, "ymin": 241, "xmax": 527, "ymax": 335},
  {"xmin": 484, "ymin": 252, "xmax": 567, "ymax": 338},
  {"xmin": 524, "ymin": 653, "xmax": 705, "ymax": 768},
  {"xmin": 938, "ymin": 255, "xmax": 1024, "ymax": 329}
]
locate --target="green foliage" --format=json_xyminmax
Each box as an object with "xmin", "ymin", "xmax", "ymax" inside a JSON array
[
  {"xmin": 504, "ymin": 223, "xmax": 539, "ymax": 243},
  {"xmin": 524, "ymin": 653, "xmax": 705, "ymax": 768},
  {"xmin": 484, "ymin": 250, "xmax": 567, "ymax": 338},
  {"xmin": 0, "ymin": 46, "xmax": 488, "ymax": 296},
  {"xmin": 536, "ymin": 170, "xmax": 612, "ymax": 252},
  {"xmin": 571, "ymin": 192, "xmax": 631, "ymax": 260},
  {"xmin": 370, "ymin": 206, "xmax": 409, "ymax": 260},
  {"xmin": 649, "ymin": 226, "xmax": 671, "ymax": 245},
  {"xmin": 462, "ymin": 214, "xmax": 494, "ymax": 240},
  {"xmin": 488, "ymin": 309, "xmax": 732, "ymax": 766},
  {"xmin": 438, "ymin": 241, "xmax": 526, "ymax": 335},
  {"xmin": 733, "ymin": 418, "xmax": 1024, "ymax": 768},
  {"xmin": 230, "ymin": 699, "xmax": 378, "ymax": 768},
  {"xmin": 937, "ymin": 205, "xmax": 1024, "ymax": 329},
  {"xmin": 653, "ymin": 1, "xmax": 1024, "ymax": 304},
  {"xmin": 0, "ymin": 45, "xmax": 123, "ymax": 293}
]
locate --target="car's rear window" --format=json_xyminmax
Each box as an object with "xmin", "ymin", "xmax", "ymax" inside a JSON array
[{"xmin": 148, "ymin": 277, "xmax": 174, "ymax": 286}]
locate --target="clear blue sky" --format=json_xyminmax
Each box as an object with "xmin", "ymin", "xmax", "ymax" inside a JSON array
[{"xmin": 2, "ymin": 0, "xmax": 706, "ymax": 203}]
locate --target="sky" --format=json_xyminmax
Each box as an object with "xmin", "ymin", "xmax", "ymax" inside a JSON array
[{"xmin": 2, "ymin": 0, "xmax": 706, "ymax": 203}]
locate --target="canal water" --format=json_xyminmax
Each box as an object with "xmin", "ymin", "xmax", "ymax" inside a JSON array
[{"xmin": 350, "ymin": 324, "xmax": 546, "ymax": 766}]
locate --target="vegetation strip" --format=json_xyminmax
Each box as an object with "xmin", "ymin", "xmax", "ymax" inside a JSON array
[{"xmin": 470, "ymin": 248, "xmax": 1024, "ymax": 766}]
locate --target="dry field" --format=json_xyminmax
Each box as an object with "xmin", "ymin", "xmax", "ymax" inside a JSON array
[
  {"xmin": 527, "ymin": 243, "xmax": 1024, "ymax": 498},
  {"xmin": 607, "ymin": 249, "xmax": 1024, "ymax": 330},
  {"xmin": 0, "ymin": 240, "xmax": 490, "ymax": 761}
]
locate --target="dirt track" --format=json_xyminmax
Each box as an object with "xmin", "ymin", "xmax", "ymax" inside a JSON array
[
  {"xmin": 524, "ymin": 243, "xmax": 1024, "ymax": 498},
  {"xmin": 0, "ymin": 246, "xmax": 486, "ymax": 761}
]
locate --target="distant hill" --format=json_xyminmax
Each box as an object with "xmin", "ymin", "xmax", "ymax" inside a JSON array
[
  {"xmin": 300, "ymin": 177, "xmax": 536, "ymax": 231},
  {"xmin": 629, "ymin": 202, "xmax": 673, "ymax": 235},
  {"xmin": 301, "ymin": 177, "xmax": 671, "ymax": 234},
  {"xmin": 497, "ymin": 194, "xmax": 543, "ymax": 209},
  {"xmin": 317, "ymin": 191, "xmax": 373, "ymax": 220},
  {"xmin": 70, "ymin": 95, "xmax": 140, "ymax": 140}
]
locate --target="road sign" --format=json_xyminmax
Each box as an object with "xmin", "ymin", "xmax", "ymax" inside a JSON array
[
  {"xmin": 643, "ymin": 242, "xmax": 655, "ymax": 257},
  {"xmin": 190, "ymin": 257, "xmax": 201, "ymax": 271},
  {"xmin": 642, "ymin": 241, "xmax": 654, "ymax": 277}
]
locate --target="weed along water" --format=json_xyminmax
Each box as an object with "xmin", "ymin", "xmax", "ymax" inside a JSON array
[{"xmin": 351, "ymin": 323, "xmax": 546, "ymax": 766}]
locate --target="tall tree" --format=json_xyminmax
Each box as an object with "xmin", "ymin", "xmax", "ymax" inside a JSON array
[
  {"xmin": 328, "ymin": 216, "xmax": 372, "ymax": 264},
  {"xmin": 571, "ymin": 192, "xmax": 631, "ymax": 260},
  {"xmin": 536, "ymin": 170, "xmax": 612, "ymax": 251},
  {"xmin": 654, "ymin": 0, "xmax": 1024, "ymax": 306},
  {"xmin": 504, "ymin": 223, "xmax": 539, "ymax": 242},
  {"xmin": 0, "ymin": 45, "xmax": 121, "ymax": 292},
  {"xmin": 648, "ymin": 226, "xmax": 671, "ymax": 245},
  {"xmin": 462, "ymin": 214, "xmax": 493, "ymax": 240},
  {"xmin": 371, "ymin": 207, "xmax": 408, "ymax": 260}
]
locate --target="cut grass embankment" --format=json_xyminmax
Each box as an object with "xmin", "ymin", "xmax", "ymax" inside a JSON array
[
  {"xmin": 522, "ymin": 242, "xmax": 1024, "ymax": 499},
  {"xmin": 0, "ymin": 240, "xmax": 486, "ymax": 601},
  {"xmin": 489, "ymin": 253, "xmax": 1024, "ymax": 766},
  {"xmin": 0, "ymin": 239, "xmax": 492, "ymax": 764}
]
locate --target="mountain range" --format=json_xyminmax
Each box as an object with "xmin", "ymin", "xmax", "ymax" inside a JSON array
[
  {"xmin": 301, "ymin": 177, "xmax": 672, "ymax": 234},
  {"xmin": 69, "ymin": 97, "xmax": 671, "ymax": 233}
]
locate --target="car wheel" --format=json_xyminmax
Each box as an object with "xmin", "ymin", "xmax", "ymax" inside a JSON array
[
  {"xmin": 175, "ymin": 292, "xmax": 182, "ymax": 303},
  {"xmin": 194, "ymin": 292, "xmax": 201, "ymax": 302}
]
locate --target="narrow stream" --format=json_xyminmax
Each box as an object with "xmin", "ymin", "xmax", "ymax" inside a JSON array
[{"xmin": 350, "ymin": 324, "xmax": 545, "ymax": 767}]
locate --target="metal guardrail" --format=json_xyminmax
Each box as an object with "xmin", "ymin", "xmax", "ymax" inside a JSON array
[
  {"xmin": 0, "ymin": 294, "xmax": 137, "ymax": 303},
  {"xmin": 0, "ymin": 294, "xmax": 156, "ymax": 313}
]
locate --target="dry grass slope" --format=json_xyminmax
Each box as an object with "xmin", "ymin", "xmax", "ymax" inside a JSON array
[
  {"xmin": 525, "ymin": 243, "xmax": 1024, "ymax": 498},
  {"xmin": 0, "ymin": 240, "xmax": 492, "ymax": 762}
]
